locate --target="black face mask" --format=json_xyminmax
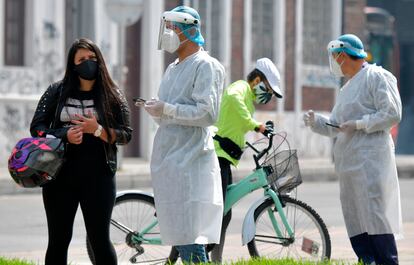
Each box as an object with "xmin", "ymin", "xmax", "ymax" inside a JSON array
[{"xmin": 74, "ymin": 60, "xmax": 98, "ymax": 80}]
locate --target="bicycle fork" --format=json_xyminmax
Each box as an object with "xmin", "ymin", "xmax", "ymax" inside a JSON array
[
  {"xmin": 241, "ymin": 188, "xmax": 294, "ymax": 246},
  {"xmin": 264, "ymin": 188, "xmax": 295, "ymax": 244}
]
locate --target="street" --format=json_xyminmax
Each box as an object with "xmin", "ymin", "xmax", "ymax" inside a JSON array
[{"xmin": 0, "ymin": 179, "xmax": 413, "ymax": 264}]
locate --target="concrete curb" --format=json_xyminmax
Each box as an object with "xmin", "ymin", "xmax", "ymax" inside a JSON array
[{"xmin": 1, "ymin": 156, "xmax": 413, "ymax": 196}]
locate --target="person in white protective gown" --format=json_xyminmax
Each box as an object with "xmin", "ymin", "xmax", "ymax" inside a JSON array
[
  {"xmin": 143, "ymin": 6, "xmax": 224, "ymax": 264},
  {"xmin": 304, "ymin": 34, "xmax": 402, "ymax": 265}
]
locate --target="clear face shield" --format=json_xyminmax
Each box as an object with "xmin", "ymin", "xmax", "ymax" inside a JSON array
[
  {"xmin": 157, "ymin": 11, "xmax": 199, "ymax": 52},
  {"xmin": 327, "ymin": 40, "xmax": 345, "ymax": 77}
]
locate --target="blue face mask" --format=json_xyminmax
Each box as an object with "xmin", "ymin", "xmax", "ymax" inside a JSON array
[{"xmin": 254, "ymin": 82, "xmax": 272, "ymax": 104}]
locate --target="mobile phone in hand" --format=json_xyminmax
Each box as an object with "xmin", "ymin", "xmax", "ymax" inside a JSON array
[
  {"xmin": 325, "ymin": 122, "xmax": 340, "ymax": 128},
  {"xmin": 133, "ymin": 97, "xmax": 146, "ymax": 107}
]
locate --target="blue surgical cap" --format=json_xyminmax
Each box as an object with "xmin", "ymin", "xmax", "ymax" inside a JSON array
[
  {"xmin": 331, "ymin": 34, "xmax": 367, "ymax": 59},
  {"xmin": 171, "ymin": 6, "xmax": 205, "ymax": 46}
]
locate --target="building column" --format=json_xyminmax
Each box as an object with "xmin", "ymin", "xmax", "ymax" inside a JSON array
[
  {"xmin": 139, "ymin": 0, "xmax": 164, "ymax": 159},
  {"xmin": 243, "ymin": 0, "xmax": 252, "ymax": 78},
  {"xmin": 0, "ymin": 0, "xmax": 4, "ymax": 66},
  {"xmin": 275, "ymin": 0, "xmax": 286, "ymax": 113},
  {"xmin": 220, "ymin": 0, "xmax": 232, "ymax": 86},
  {"xmin": 294, "ymin": 0, "xmax": 303, "ymax": 116}
]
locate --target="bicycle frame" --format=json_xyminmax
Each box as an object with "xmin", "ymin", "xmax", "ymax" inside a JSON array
[
  {"xmin": 111, "ymin": 218, "xmax": 163, "ymax": 245},
  {"xmin": 116, "ymin": 168, "xmax": 294, "ymax": 247},
  {"xmin": 114, "ymin": 125, "xmax": 295, "ymax": 247},
  {"xmin": 99, "ymin": 122, "xmax": 334, "ymax": 265},
  {"xmin": 224, "ymin": 166, "xmax": 295, "ymax": 242}
]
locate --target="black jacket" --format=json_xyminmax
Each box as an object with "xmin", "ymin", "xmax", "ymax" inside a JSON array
[{"xmin": 30, "ymin": 81, "xmax": 132, "ymax": 173}]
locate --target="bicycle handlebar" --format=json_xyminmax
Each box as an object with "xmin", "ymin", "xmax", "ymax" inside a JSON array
[{"xmin": 245, "ymin": 120, "xmax": 275, "ymax": 169}]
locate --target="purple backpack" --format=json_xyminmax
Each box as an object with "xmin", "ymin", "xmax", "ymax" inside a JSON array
[{"xmin": 8, "ymin": 137, "xmax": 65, "ymax": 188}]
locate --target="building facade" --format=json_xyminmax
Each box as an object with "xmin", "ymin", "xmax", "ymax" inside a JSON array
[{"xmin": 0, "ymin": 0, "xmax": 370, "ymax": 167}]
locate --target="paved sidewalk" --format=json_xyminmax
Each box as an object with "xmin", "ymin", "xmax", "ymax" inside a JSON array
[
  {"xmin": 1, "ymin": 155, "xmax": 414, "ymax": 195},
  {"xmin": 1, "ymin": 181, "xmax": 413, "ymax": 264}
]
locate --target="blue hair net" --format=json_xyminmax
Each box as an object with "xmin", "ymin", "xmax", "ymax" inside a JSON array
[
  {"xmin": 171, "ymin": 6, "xmax": 205, "ymax": 46},
  {"xmin": 330, "ymin": 34, "xmax": 367, "ymax": 58}
]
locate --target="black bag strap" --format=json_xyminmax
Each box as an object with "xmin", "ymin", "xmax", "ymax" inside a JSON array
[
  {"xmin": 213, "ymin": 134, "xmax": 243, "ymax": 160},
  {"xmin": 213, "ymin": 134, "xmax": 223, "ymax": 142}
]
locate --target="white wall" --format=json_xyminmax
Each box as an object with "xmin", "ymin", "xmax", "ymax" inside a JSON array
[
  {"xmin": 0, "ymin": 0, "xmax": 66, "ymax": 166},
  {"xmin": 30, "ymin": 0, "xmax": 65, "ymax": 85}
]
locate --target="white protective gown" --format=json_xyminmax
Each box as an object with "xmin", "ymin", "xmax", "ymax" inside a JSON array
[
  {"xmin": 311, "ymin": 64, "xmax": 403, "ymax": 238},
  {"xmin": 150, "ymin": 51, "xmax": 225, "ymax": 245}
]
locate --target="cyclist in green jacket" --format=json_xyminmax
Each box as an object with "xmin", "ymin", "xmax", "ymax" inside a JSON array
[{"xmin": 211, "ymin": 58, "xmax": 282, "ymax": 262}]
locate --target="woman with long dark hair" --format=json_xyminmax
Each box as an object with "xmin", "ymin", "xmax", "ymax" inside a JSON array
[{"xmin": 30, "ymin": 38, "xmax": 132, "ymax": 265}]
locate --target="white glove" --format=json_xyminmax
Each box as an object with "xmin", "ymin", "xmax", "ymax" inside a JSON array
[
  {"xmin": 303, "ymin": 110, "xmax": 315, "ymax": 127},
  {"xmin": 144, "ymin": 99, "xmax": 165, "ymax": 117},
  {"xmin": 340, "ymin": 120, "xmax": 357, "ymax": 134}
]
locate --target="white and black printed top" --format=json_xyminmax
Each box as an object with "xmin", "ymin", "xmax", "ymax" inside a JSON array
[
  {"xmin": 61, "ymin": 95, "xmax": 98, "ymax": 126},
  {"xmin": 61, "ymin": 90, "xmax": 106, "ymax": 163}
]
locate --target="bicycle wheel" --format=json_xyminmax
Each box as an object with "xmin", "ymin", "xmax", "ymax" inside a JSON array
[
  {"xmin": 86, "ymin": 193, "xmax": 179, "ymax": 265},
  {"xmin": 247, "ymin": 195, "xmax": 331, "ymax": 261}
]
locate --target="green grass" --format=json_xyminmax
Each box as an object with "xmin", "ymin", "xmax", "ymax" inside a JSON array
[
  {"xmin": 208, "ymin": 258, "xmax": 360, "ymax": 265},
  {"xmin": 0, "ymin": 256, "xmax": 359, "ymax": 265},
  {"xmin": 0, "ymin": 257, "xmax": 35, "ymax": 265},
  {"xmin": 218, "ymin": 258, "xmax": 359, "ymax": 265}
]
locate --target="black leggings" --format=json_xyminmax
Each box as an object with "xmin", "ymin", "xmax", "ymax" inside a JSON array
[
  {"xmin": 218, "ymin": 157, "xmax": 233, "ymax": 234},
  {"xmin": 42, "ymin": 162, "xmax": 117, "ymax": 265}
]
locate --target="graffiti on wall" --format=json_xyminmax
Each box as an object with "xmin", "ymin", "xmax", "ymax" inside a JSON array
[
  {"xmin": 0, "ymin": 68, "xmax": 42, "ymax": 95},
  {"xmin": 0, "ymin": 21, "xmax": 63, "ymax": 166},
  {"xmin": 0, "ymin": 103, "xmax": 37, "ymax": 166}
]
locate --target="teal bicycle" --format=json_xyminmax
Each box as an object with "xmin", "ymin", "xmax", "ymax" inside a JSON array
[{"xmin": 86, "ymin": 122, "xmax": 331, "ymax": 264}]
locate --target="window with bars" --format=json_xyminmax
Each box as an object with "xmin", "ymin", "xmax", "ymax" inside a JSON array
[
  {"xmin": 4, "ymin": 0, "xmax": 26, "ymax": 66},
  {"xmin": 251, "ymin": 0, "xmax": 275, "ymax": 61},
  {"xmin": 302, "ymin": 0, "xmax": 341, "ymax": 88},
  {"xmin": 302, "ymin": 0, "xmax": 333, "ymax": 66},
  {"xmin": 185, "ymin": 0, "xmax": 223, "ymax": 61}
]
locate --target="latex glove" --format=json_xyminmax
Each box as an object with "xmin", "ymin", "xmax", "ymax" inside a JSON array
[
  {"xmin": 144, "ymin": 99, "xmax": 165, "ymax": 117},
  {"xmin": 303, "ymin": 110, "xmax": 315, "ymax": 127},
  {"xmin": 340, "ymin": 120, "xmax": 357, "ymax": 134}
]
